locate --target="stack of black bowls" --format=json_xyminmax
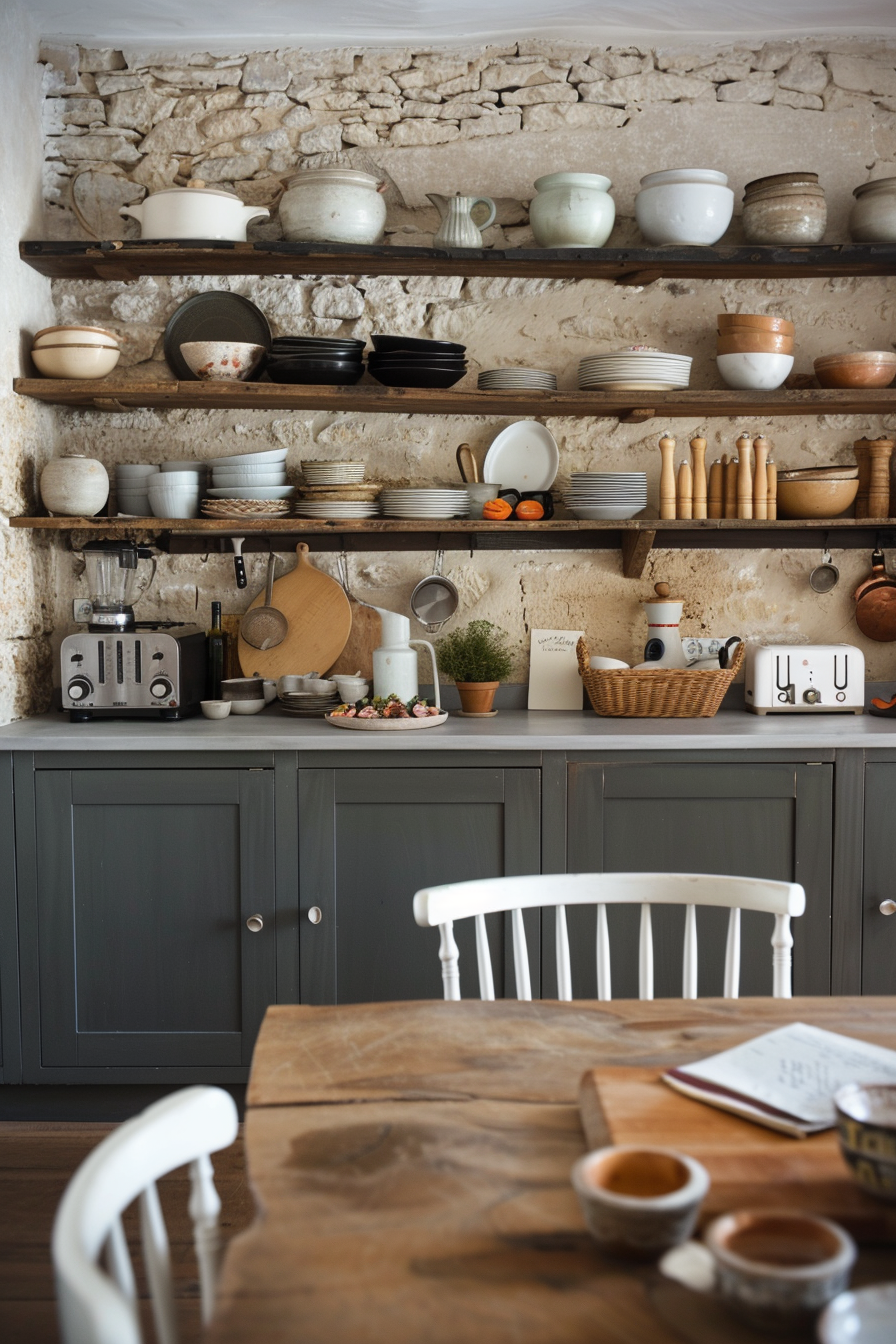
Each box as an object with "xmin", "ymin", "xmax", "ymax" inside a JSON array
[
  {"xmin": 265, "ymin": 336, "xmax": 365, "ymax": 385},
  {"xmin": 367, "ymin": 335, "xmax": 467, "ymax": 388}
]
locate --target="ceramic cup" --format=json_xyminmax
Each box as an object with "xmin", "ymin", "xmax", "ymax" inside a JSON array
[
  {"xmin": 571, "ymin": 1145, "xmax": 710, "ymax": 1259},
  {"xmin": 200, "ymin": 700, "xmax": 232, "ymax": 720},
  {"xmin": 834, "ymin": 1082, "xmax": 896, "ymax": 1201},
  {"xmin": 334, "ymin": 676, "xmax": 369, "ymax": 701},
  {"xmin": 704, "ymin": 1209, "xmax": 856, "ymax": 1331}
]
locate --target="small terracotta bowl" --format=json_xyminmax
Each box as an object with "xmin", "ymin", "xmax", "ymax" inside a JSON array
[
  {"xmin": 717, "ymin": 313, "xmax": 795, "ymax": 336},
  {"xmin": 834, "ymin": 1083, "xmax": 896, "ymax": 1202},
  {"xmin": 717, "ymin": 331, "xmax": 794, "ymax": 356},
  {"xmin": 776, "ymin": 477, "xmax": 859, "ymax": 519},
  {"xmin": 571, "ymin": 1145, "xmax": 710, "ymax": 1260},
  {"xmin": 814, "ymin": 352, "xmax": 896, "ymax": 389}
]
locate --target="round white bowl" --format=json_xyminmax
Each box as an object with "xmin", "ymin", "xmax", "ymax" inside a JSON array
[
  {"xmin": 151, "ymin": 470, "xmax": 200, "ymax": 487},
  {"xmin": 32, "ymin": 346, "xmax": 120, "ymax": 379},
  {"xmin": 636, "ymin": 170, "xmax": 734, "ymax": 246},
  {"xmin": 228, "ymin": 698, "xmax": 266, "ymax": 715},
  {"xmin": 147, "ymin": 485, "xmax": 200, "ymax": 519},
  {"xmin": 200, "ymin": 700, "xmax": 232, "ymax": 720},
  {"xmin": 213, "ymin": 472, "xmax": 287, "ymax": 488},
  {"xmin": 179, "ymin": 340, "xmax": 265, "ymax": 381},
  {"xmin": 334, "ymin": 677, "xmax": 370, "ymax": 700},
  {"xmin": 116, "ymin": 463, "xmax": 160, "ymax": 478},
  {"xmin": 716, "ymin": 351, "xmax": 794, "ymax": 390},
  {"xmin": 208, "ymin": 448, "xmax": 287, "ymax": 467},
  {"xmin": 161, "ymin": 460, "xmax": 206, "ymax": 474},
  {"xmin": 33, "ymin": 325, "xmax": 119, "ymax": 348},
  {"xmin": 213, "ymin": 462, "xmax": 289, "ymax": 479}
]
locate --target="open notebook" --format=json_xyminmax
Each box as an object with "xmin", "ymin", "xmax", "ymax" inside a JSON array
[{"xmin": 663, "ymin": 1023, "xmax": 896, "ymax": 1138}]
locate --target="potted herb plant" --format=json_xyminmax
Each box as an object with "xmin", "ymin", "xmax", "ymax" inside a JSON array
[{"xmin": 436, "ymin": 620, "xmax": 513, "ymax": 715}]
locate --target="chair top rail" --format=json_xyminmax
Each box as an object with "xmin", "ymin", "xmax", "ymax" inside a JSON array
[{"xmin": 414, "ymin": 872, "xmax": 806, "ymax": 927}]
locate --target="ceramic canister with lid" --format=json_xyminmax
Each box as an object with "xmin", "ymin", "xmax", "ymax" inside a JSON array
[
  {"xmin": 119, "ymin": 181, "xmax": 270, "ymax": 241},
  {"xmin": 742, "ymin": 172, "xmax": 826, "ymax": 244},
  {"xmin": 635, "ymin": 168, "xmax": 734, "ymax": 246},
  {"xmin": 849, "ymin": 177, "xmax": 896, "ymax": 243},
  {"xmin": 529, "ymin": 172, "xmax": 616, "ymax": 248},
  {"xmin": 279, "ymin": 168, "xmax": 387, "ymax": 245},
  {"xmin": 640, "ymin": 582, "xmax": 687, "ymax": 668}
]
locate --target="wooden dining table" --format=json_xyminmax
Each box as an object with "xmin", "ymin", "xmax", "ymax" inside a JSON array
[{"xmin": 208, "ymin": 997, "xmax": 896, "ymax": 1344}]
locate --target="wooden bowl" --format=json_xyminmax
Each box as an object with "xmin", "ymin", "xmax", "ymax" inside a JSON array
[
  {"xmin": 777, "ymin": 466, "xmax": 858, "ymax": 481},
  {"xmin": 776, "ymin": 477, "xmax": 859, "ymax": 519},
  {"xmin": 717, "ymin": 332, "xmax": 794, "ymax": 356},
  {"xmin": 717, "ymin": 313, "xmax": 795, "ymax": 336},
  {"xmin": 814, "ymin": 352, "xmax": 896, "ymax": 389}
]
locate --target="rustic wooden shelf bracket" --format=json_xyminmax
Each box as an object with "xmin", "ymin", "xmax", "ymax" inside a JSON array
[
  {"xmin": 620, "ymin": 528, "xmax": 657, "ymax": 578},
  {"xmin": 618, "ymin": 407, "xmax": 657, "ymax": 424}
]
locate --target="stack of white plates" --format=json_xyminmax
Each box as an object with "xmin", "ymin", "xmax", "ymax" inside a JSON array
[
  {"xmin": 208, "ymin": 447, "xmax": 288, "ymax": 494},
  {"xmin": 478, "ymin": 368, "xmax": 557, "ymax": 391},
  {"xmin": 294, "ymin": 500, "xmax": 380, "ymax": 519},
  {"xmin": 380, "ymin": 488, "xmax": 470, "ymax": 519},
  {"xmin": 564, "ymin": 472, "xmax": 648, "ymax": 520},
  {"xmin": 578, "ymin": 347, "xmax": 692, "ymax": 391},
  {"xmin": 301, "ymin": 460, "xmax": 365, "ymax": 485}
]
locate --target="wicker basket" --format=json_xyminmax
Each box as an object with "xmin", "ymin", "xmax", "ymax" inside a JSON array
[{"xmin": 577, "ymin": 636, "xmax": 745, "ymax": 718}]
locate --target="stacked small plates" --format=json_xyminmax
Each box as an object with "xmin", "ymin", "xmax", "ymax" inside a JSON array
[
  {"xmin": 380, "ymin": 488, "xmax": 470, "ymax": 519},
  {"xmin": 564, "ymin": 472, "xmax": 648, "ymax": 520},
  {"xmin": 478, "ymin": 368, "xmax": 557, "ymax": 391},
  {"xmin": 277, "ymin": 689, "xmax": 341, "ymax": 717},
  {"xmin": 265, "ymin": 336, "xmax": 365, "ymax": 385},
  {"xmin": 294, "ymin": 500, "xmax": 381, "ymax": 519},
  {"xmin": 301, "ymin": 460, "xmax": 365, "ymax": 485},
  {"xmin": 578, "ymin": 346, "xmax": 692, "ymax": 391}
]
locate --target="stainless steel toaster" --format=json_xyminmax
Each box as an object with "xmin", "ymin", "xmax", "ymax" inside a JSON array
[
  {"xmin": 60, "ymin": 627, "xmax": 206, "ymax": 721},
  {"xmin": 745, "ymin": 643, "xmax": 865, "ymax": 714}
]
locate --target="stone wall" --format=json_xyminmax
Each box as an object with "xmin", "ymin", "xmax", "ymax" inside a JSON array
[{"xmin": 27, "ymin": 36, "xmax": 896, "ymax": 692}]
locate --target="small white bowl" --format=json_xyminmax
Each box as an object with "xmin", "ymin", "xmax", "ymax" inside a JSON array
[
  {"xmin": 32, "ymin": 345, "xmax": 120, "ymax": 379},
  {"xmin": 207, "ymin": 447, "xmax": 287, "ymax": 467},
  {"xmin": 116, "ymin": 463, "xmax": 160, "ymax": 478},
  {"xmin": 161, "ymin": 460, "xmax": 207, "ymax": 474},
  {"xmin": 590, "ymin": 656, "xmax": 631, "ymax": 671},
  {"xmin": 200, "ymin": 700, "xmax": 232, "ymax": 720},
  {"xmin": 147, "ymin": 486, "xmax": 199, "ymax": 519},
  {"xmin": 151, "ymin": 469, "xmax": 200, "ymax": 487},
  {"xmin": 213, "ymin": 472, "xmax": 287, "ymax": 488},
  {"xmin": 228, "ymin": 698, "xmax": 266, "ymax": 715},
  {"xmin": 180, "ymin": 340, "xmax": 265, "ymax": 381},
  {"xmin": 716, "ymin": 352, "xmax": 794, "ymax": 389},
  {"xmin": 33, "ymin": 324, "xmax": 119, "ymax": 348},
  {"xmin": 334, "ymin": 676, "xmax": 369, "ymax": 700}
]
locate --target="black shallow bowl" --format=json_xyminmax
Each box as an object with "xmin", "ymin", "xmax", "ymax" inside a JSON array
[
  {"xmin": 368, "ymin": 365, "xmax": 467, "ymax": 388},
  {"xmin": 367, "ymin": 352, "xmax": 467, "ymax": 365},
  {"xmin": 370, "ymin": 334, "xmax": 466, "ymax": 355},
  {"xmin": 272, "ymin": 335, "xmax": 366, "ymax": 351},
  {"xmin": 264, "ymin": 358, "xmax": 365, "ymax": 385}
]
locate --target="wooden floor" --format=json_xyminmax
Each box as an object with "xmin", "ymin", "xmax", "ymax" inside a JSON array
[{"xmin": 0, "ymin": 1122, "xmax": 255, "ymax": 1343}]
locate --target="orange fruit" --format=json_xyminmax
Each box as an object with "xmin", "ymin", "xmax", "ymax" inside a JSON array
[
  {"xmin": 515, "ymin": 499, "xmax": 545, "ymax": 520},
  {"xmin": 483, "ymin": 497, "xmax": 513, "ymax": 520}
]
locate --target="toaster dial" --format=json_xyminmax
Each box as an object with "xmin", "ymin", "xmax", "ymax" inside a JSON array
[
  {"xmin": 149, "ymin": 676, "xmax": 173, "ymax": 700},
  {"xmin": 803, "ymin": 688, "xmax": 822, "ymax": 705},
  {"xmin": 67, "ymin": 675, "xmax": 94, "ymax": 701}
]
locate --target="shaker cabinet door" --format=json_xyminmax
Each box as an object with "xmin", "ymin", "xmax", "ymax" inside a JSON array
[
  {"xmin": 29, "ymin": 768, "xmax": 275, "ymax": 1073},
  {"xmin": 566, "ymin": 761, "xmax": 832, "ymax": 999},
  {"xmin": 298, "ymin": 767, "xmax": 541, "ymax": 1004},
  {"xmin": 862, "ymin": 763, "xmax": 896, "ymax": 994}
]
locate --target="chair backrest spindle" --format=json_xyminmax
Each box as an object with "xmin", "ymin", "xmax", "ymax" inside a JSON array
[
  {"xmin": 138, "ymin": 1183, "xmax": 177, "ymax": 1344},
  {"xmin": 555, "ymin": 905, "xmax": 572, "ymax": 1001},
  {"xmin": 638, "ymin": 903, "xmax": 654, "ymax": 1000},
  {"xmin": 724, "ymin": 906, "xmax": 741, "ymax": 998},
  {"xmin": 596, "ymin": 904, "xmax": 611, "ymax": 1001},
  {"xmin": 682, "ymin": 904, "xmax": 698, "ymax": 999},
  {"xmin": 511, "ymin": 908, "xmax": 532, "ymax": 1000},
  {"xmin": 474, "ymin": 914, "xmax": 495, "ymax": 1000}
]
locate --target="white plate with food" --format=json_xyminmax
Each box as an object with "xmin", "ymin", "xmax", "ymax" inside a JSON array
[
  {"xmin": 326, "ymin": 711, "xmax": 448, "ymax": 730},
  {"xmin": 483, "ymin": 421, "xmax": 559, "ymax": 492}
]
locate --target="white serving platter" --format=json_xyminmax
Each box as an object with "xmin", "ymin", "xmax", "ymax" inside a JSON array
[
  {"xmin": 483, "ymin": 421, "xmax": 560, "ymax": 491},
  {"xmin": 325, "ymin": 712, "xmax": 449, "ymax": 730}
]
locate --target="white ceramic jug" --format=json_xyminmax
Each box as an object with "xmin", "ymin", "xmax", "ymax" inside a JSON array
[
  {"xmin": 372, "ymin": 607, "xmax": 440, "ymax": 703},
  {"xmin": 427, "ymin": 193, "xmax": 497, "ymax": 249}
]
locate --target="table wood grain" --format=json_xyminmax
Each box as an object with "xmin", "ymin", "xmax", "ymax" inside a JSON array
[{"xmin": 210, "ymin": 998, "xmax": 896, "ymax": 1343}]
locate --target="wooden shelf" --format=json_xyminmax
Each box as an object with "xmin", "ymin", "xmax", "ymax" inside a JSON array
[
  {"xmin": 13, "ymin": 515, "xmax": 896, "ymax": 578},
  {"xmin": 18, "ymin": 240, "xmax": 896, "ymax": 284},
  {"xmin": 14, "ymin": 379, "xmax": 896, "ymax": 423}
]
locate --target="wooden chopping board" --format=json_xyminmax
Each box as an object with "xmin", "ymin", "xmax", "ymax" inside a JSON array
[
  {"xmin": 238, "ymin": 543, "xmax": 352, "ymax": 678},
  {"xmin": 579, "ymin": 1066, "xmax": 896, "ymax": 1243},
  {"xmin": 328, "ymin": 598, "xmax": 381, "ymax": 680}
]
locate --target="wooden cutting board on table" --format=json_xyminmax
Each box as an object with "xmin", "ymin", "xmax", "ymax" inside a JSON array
[
  {"xmin": 579, "ymin": 1066, "xmax": 896, "ymax": 1243},
  {"xmin": 328, "ymin": 598, "xmax": 381, "ymax": 680},
  {"xmin": 238, "ymin": 543, "xmax": 352, "ymax": 678}
]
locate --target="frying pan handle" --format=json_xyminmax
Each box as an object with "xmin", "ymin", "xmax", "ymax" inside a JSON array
[{"xmin": 410, "ymin": 639, "xmax": 440, "ymax": 710}]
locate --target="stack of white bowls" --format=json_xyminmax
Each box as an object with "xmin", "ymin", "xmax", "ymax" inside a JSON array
[
  {"xmin": 380, "ymin": 487, "xmax": 470, "ymax": 519},
  {"xmin": 578, "ymin": 347, "xmax": 692, "ymax": 391},
  {"xmin": 115, "ymin": 464, "xmax": 159, "ymax": 516},
  {"xmin": 563, "ymin": 472, "xmax": 648, "ymax": 520},
  {"xmin": 148, "ymin": 469, "xmax": 202, "ymax": 519},
  {"xmin": 31, "ymin": 325, "xmax": 121, "ymax": 380},
  {"xmin": 161, "ymin": 459, "xmax": 209, "ymax": 492},
  {"xmin": 204, "ymin": 448, "xmax": 292, "ymax": 516},
  {"xmin": 300, "ymin": 460, "xmax": 366, "ymax": 485},
  {"xmin": 478, "ymin": 368, "xmax": 557, "ymax": 391}
]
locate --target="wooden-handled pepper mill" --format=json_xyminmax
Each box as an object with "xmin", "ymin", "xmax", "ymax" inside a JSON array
[
  {"xmin": 854, "ymin": 438, "xmax": 872, "ymax": 519},
  {"xmin": 723, "ymin": 452, "xmax": 738, "ymax": 518},
  {"xmin": 766, "ymin": 459, "xmax": 777, "ymax": 520},
  {"xmin": 659, "ymin": 432, "xmax": 677, "ymax": 520},
  {"xmin": 690, "ymin": 435, "xmax": 707, "ymax": 519},
  {"xmin": 867, "ymin": 437, "xmax": 894, "ymax": 518},
  {"xmin": 736, "ymin": 431, "xmax": 753, "ymax": 519},
  {"xmin": 753, "ymin": 435, "xmax": 769, "ymax": 520},
  {"xmin": 677, "ymin": 459, "xmax": 693, "ymax": 519},
  {"xmin": 707, "ymin": 458, "xmax": 723, "ymax": 518}
]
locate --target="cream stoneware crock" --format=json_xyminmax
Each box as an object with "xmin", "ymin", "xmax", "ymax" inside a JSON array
[{"xmin": 120, "ymin": 181, "xmax": 270, "ymax": 241}]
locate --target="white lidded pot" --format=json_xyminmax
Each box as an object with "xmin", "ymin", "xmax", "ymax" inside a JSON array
[
  {"xmin": 529, "ymin": 172, "xmax": 616, "ymax": 249},
  {"xmin": 40, "ymin": 453, "xmax": 109, "ymax": 517},
  {"xmin": 372, "ymin": 607, "xmax": 439, "ymax": 703},
  {"xmin": 640, "ymin": 582, "xmax": 687, "ymax": 669},
  {"xmin": 120, "ymin": 181, "xmax": 270, "ymax": 241},
  {"xmin": 279, "ymin": 168, "xmax": 388, "ymax": 245},
  {"xmin": 635, "ymin": 168, "xmax": 734, "ymax": 246},
  {"xmin": 849, "ymin": 176, "xmax": 896, "ymax": 243}
]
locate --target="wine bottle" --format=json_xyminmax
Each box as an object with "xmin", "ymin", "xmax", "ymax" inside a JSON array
[{"xmin": 207, "ymin": 601, "xmax": 225, "ymax": 700}]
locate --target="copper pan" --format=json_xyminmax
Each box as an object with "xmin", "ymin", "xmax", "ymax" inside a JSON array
[{"xmin": 854, "ymin": 549, "xmax": 896, "ymax": 641}]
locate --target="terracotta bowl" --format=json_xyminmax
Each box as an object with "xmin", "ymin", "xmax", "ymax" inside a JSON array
[
  {"xmin": 717, "ymin": 313, "xmax": 795, "ymax": 336},
  {"xmin": 777, "ymin": 466, "xmax": 858, "ymax": 481},
  {"xmin": 717, "ymin": 331, "xmax": 794, "ymax": 356},
  {"xmin": 776, "ymin": 477, "xmax": 859, "ymax": 519},
  {"xmin": 814, "ymin": 352, "xmax": 896, "ymax": 389}
]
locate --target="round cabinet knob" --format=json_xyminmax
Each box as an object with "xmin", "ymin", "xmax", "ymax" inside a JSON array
[
  {"xmin": 246, "ymin": 914, "xmax": 264, "ymax": 932},
  {"xmin": 308, "ymin": 906, "xmax": 322, "ymax": 925},
  {"xmin": 149, "ymin": 677, "xmax": 173, "ymax": 699},
  {"xmin": 880, "ymin": 900, "xmax": 896, "ymax": 916},
  {"xmin": 803, "ymin": 688, "xmax": 821, "ymax": 704},
  {"xmin": 67, "ymin": 676, "xmax": 93, "ymax": 701}
]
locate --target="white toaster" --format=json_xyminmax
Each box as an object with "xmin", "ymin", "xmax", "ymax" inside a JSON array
[{"xmin": 745, "ymin": 643, "xmax": 865, "ymax": 714}]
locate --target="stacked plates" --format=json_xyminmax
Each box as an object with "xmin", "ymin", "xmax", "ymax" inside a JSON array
[
  {"xmin": 295, "ymin": 499, "xmax": 381, "ymax": 519},
  {"xmin": 564, "ymin": 472, "xmax": 648, "ymax": 520},
  {"xmin": 203, "ymin": 447, "xmax": 292, "ymax": 516},
  {"xmin": 368, "ymin": 335, "xmax": 467, "ymax": 389},
  {"xmin": 301, "ymin": 460, "xmax": 365, "ymax": 485},
  {"xmin": 578, "ymin": 346, "xmax": 692, "ymax": 391},
  {"xmin": 478, "ymin": 367, "xmax": 557, "ymax": 391},
  {"xmin": 265, "ymin": 336, "xmax": 365, "ymax": 385},
  {"xmin": 295, "ymin": 460, "xmax": 380, "ymax": 518},
  {"xmin": 277, "ymin": 689, "xmax": 341, "ymax": 717},
  {"xmin": 380, "ymin": 488, "xmax": 470, "ymax": 519}
]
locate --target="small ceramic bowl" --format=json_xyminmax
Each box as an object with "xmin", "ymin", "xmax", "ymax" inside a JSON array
[
  {"xmin": 200, "ymin": 700, "xmax": 232, "ymax": 720},
  {"xmin": 589, "ymin": 656, "xmax": 631, "ymax": 670},
  {"xmin": 32, "ymin": 345, "xmax": 121, "ymax": 379},
  {"xmin": 818, "ymin": 1283, "xmax": 896, "ymax": 1344},
  {"xmin": 834, "ymin": 1083, "xmax": 896, "ymax": 1201},
  {"xmin": 776, "ymin": 477, "xmax": 859, "ymax": 519},
  {"xmin": 717, "ymin": 313, "xmax": 795, "ymax": 336},
  {"xmin": 716, "ymin": 352, "xmax": 794, "ymax": 390},
  {"xmin": 334, "ymin": 676, "xmax": 370, "ymax": 701},
  {"xmin": 115, "ymin": 463, "xmax": 160, "ymax": 478},
  {"xmin": 814, "ymin": 352, "xmax": 896, "ymax": 389},
  {"xmin": 228, "ymin": 698, "xmax": 267, "ymax": 715},
  {"xmin": 717, "ymin": 332, "xmax": 794, "ymax": 356},
  {"xmin": 179, "ymin": 341, "xmax": 265, "ymax": 381},
  {"xmin": 571, "ymin": 1145, "xmax": 710, "ymax": 1260},
  {"xmin": 221, "ymin": 676, "xmax": 267, "ymax": 701},
  {"xmin": 33, "ymin": 324, "xmax": 119, "ymax": 348}
]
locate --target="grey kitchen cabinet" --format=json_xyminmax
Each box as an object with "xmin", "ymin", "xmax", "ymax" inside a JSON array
[
  {"xmin": 861, "ymin": 762, "xmax": 896, "ymax": 994},
  {"xmin": 0, "ymin": 754, "xmax": 19, "ymax": 1082},
  {"xmin": 564, "ymin": 760, "xmax": 833, "ymax": 999},
  {"xmin": 298, "ymin": 766, "xmax": 541, "ymax": 1004},
  {"xmin": 17, "ymin": 765, "xmax": 275, "ymax": 1080}
]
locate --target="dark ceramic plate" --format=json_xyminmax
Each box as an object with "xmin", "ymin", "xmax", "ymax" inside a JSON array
[
  {"xmin": 264, "ymin": 359, "xmax": 365, "ymax": 385},
  {"xmin": 370, "ymin": 334, "xmax": 466, "ymax": 355},
  {"xmin": 368, "ymin": 352, "xmax": 466, "ymax": 365},
  {"xmin": 272, "ymin": 336, "xmax": 366, "ymax": 351},
  {"xmin": 267, "ymin": 351, "xmax": 364, "ymax": 365},
  {"xmin": 164, "ymin": 293, "xmax": 272, "ymax": 380},
  {"xmin": 368, "ymin": 365, "xmax": 467, "ymax": 388}
]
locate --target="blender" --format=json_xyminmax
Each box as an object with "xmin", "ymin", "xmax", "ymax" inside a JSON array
[{"xmin": 82, "ymin": 540, "xmax": 154, "ymax": 630}]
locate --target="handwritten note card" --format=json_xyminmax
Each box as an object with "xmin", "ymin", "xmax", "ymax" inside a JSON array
[{"xmin": 527, "ymin": 629, "xmax": 584, "ymax": 710}]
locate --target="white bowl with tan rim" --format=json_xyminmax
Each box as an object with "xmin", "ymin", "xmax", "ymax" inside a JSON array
[
  {"xmin": 33, "ymin": 325, "xmax": 119, "ymax": 349},
  {"xmin": 32, "ymin": 346, "xmax": 121, "ymax": 379}
]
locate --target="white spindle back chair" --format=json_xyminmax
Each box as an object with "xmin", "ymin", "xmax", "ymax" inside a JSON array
[
  {"xmin": 413, "ymin": 872, "xmax": 806, "ymax": 1002},
  {"xmin": 52, "ymin": 1085, "xmax": 239, "ymax": 1344}
]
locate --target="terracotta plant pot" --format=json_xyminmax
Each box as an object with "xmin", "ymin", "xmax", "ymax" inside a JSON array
[{"xmin": 455, "ymin": 681, "xmax": 499, "ymax": 714}]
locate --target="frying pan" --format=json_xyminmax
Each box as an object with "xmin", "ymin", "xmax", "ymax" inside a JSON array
[{"xmin": 854, "ymin": 549, "xmax": 896, "ymax": 641}]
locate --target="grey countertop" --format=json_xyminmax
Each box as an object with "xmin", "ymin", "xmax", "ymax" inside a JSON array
[{"xmin": 1, "ymin": 708, "xmax": 895, "ymax": 751}]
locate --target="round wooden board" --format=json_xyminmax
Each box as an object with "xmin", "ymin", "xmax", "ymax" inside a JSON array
[{"xmin": 237, "ymin": 543, "xmax": 352, "ymax": 678}]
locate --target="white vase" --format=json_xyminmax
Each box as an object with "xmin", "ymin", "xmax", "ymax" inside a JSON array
[
  {"xmin": 279, "ymin": 169, "xmax": 387, "ymax": 245},
  {"xmin": 39, "ymin": 453, "xmax": 109, "ymax": 517},
  {"xmin": 529, "ymin": 172, "xmax": 616, "ymax": 249}
]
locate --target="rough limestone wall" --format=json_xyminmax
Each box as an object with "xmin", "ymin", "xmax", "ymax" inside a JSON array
[{"xmin": 33, "ymin": 37, "xmax": 896, "ymax": 685}]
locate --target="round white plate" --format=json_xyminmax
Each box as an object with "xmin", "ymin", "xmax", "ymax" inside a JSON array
[
  {"xmin": 206, "ymin": 486, "xmax": 295, "ymax": 499},
  {"xmin": 326, "ymin": 712, "xmax": 448, "ymax": 730},
  {"xmin": 570, "ymin": 505, "xmax": 645, "ymax": 519},
  {"xmin": 483, "ymin": 421, "xmax": 560, "ymax": 491},
  {"xmin": 579, "ymin": 380, "xmax": 685, "ymax": 391},
  {"xmin": 207, "ymin": 447, "xmax": 287, "ymax": 467}
]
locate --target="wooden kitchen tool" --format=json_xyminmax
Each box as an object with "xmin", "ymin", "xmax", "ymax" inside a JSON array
[
  {"xmin": 659, "ymin": 433, "xmax": 677, "ymax": 520},
  {"xmin": 766, "ymin": 460, "xmax": 777, "ymax": 519},
  {"xmin": 854, "ymin": 548, "xmax": 896, "ymax": 642},
  {"xmin": 867, "ymin": 436, "xmax": 894, "ymax": 517},
  {"xmin": 723, "ymin": 453, "xmax": 738, "ymax": 518},
  {"xmin": 456, "ymin": 443, "xmax": 479, "ymax": 484},
  {"xmin": 579, "ymin": 1066, "xmax": 896, "ymax": 1243},
  {"xmin": 677, "ymin": 460, "xmax": 693, "ymax": 519},
  {"xmin": 690, "ymin": 436, "xmax": 707, "ymax": 519},
  {"xmin": 238, "ymin": 543, "xmax": 352, "ymax": 677},
  {"xmin": 707, "ymin": 459, "xmax": 723, "ymax": 518},
  {"xmin": 752, "ymin": 435, "xmax": 769, "ymax": 519},
  {"xmin": 736, "ymin": 432, "xmax": 753, "ymax": 519},
  {"xmin": 239, "ymin": 550, "xmax": 288, "ymax": 651}
]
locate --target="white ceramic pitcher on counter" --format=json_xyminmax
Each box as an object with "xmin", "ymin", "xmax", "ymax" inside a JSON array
[
  {"xmin": 427, "ymin": 193, "xmax": 497, "ymax": 249},
  {"xmin": 372, "ymin": 607, "xmax": 440, "ymax": 704}
]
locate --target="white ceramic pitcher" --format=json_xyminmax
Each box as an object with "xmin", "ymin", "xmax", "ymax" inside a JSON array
[
  {"xmin": 427, "ymin": 193, "xmax": 497, "ymax": 249},
  {"xmin": 372, "ymin": 607, "xmax": 440, "ymax": 704}
]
